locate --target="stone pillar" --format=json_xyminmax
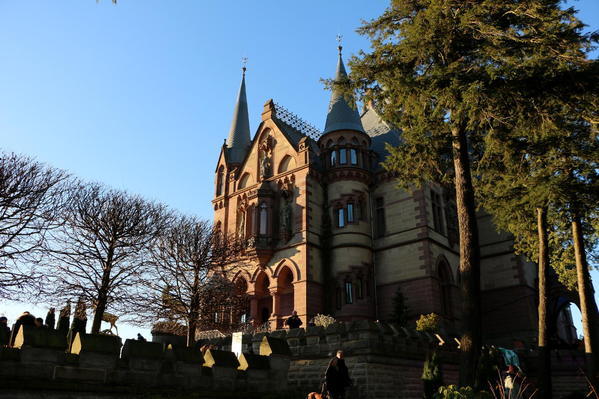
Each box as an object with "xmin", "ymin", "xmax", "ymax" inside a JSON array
[
  {"xmin": 249, "ymin": 295, "xmax": 258, "ymax": 326},
  {"xmin": 270, "ymin": 288, "xmax": 281, "ymax": 330}
]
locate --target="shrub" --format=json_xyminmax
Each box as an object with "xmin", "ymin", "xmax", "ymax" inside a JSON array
[
  {"xmin": 312, "ymin": 314, "xmax": 336, "ymax": 328},
  {"xmin": 416, "ymin": 313, "xmax": 441, "ymax": 333},
  {"xmin": 435, "ymin": 385, "xmax": 492, "ymax": 399}
]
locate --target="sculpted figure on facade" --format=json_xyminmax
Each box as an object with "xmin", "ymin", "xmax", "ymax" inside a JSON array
[{"xmin": 280, "ymin": 182, "xmax": 293, "ymax": 241}]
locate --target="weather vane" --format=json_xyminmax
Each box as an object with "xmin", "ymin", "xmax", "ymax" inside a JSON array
[
  {"xmin": 241, "ymin": 57, "xmax": 248, "ymax": 75},
  {"xmin": 336, "ymin": 34, "xmax": 343, "ymax": 55}
]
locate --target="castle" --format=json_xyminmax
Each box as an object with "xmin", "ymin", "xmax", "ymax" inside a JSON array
[{"xmin": 211, "ymin": 46, "xmax": 545, "ymax": 344}]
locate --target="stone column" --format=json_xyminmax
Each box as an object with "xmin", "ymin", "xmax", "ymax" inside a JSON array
[
  {"xmin": 270, "ymin": 288, "xmax": 281, "ymax": 330},
  {"xmin": 249, "ymin": 296, "xmax": 258, "ymax": 326}
]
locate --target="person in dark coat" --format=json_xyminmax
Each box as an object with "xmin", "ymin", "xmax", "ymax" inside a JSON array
[
  {"xmin": 325, "ymin": 350, "xmax": 352, "ymax": 399},
  {"xmin": 45, "ymin": 308, "xmax": 56, "ymax": 330},
  {"xmin": 0, "ymin": 317, "xmax": 11, "ymax": 346},
  {"xmin": 285, "ymin": 310, "xmax": 303, "ymax": 329}
]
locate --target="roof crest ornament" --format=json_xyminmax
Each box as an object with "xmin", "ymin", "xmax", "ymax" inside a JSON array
[
  {"xmin": 336, "ymin": 34, "xmax": 343, "ymax": 55},
  {"xmin": 241, "ymin": 56, "xmax": 248, "ymax": 76}
]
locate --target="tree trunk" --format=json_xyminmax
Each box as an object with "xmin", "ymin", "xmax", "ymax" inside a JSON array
[
  {"xmin": 92, "ymin": 261, "xmax": 113, "ymax": 334},
  {"xmin": 91, "ymin": 289, "xmax": 108, "ymax": 334},
  {"xmin": 187, "ymin": 316, "xmax": 197, "ymax": 347},
  {"xmin": 451, "ymin": 126, "xmax": 482, "ymax": 387},
  {"xmin": 572, "ymin": 214, "xmax": 599, "ymax": 387},
  {"xmin": 537, "ymin": 207, "xmax": 552, "ymax": 398},
  {"xmin": 187, "ymin": 275, "xmax": 200, "ymax": 347}
]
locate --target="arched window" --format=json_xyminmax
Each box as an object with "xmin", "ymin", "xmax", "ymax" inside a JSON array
[
  {"xmin": 216, "ymin": 166, "xmax": 225, "ymax": 196},
  {"xmin": 350, "ymin": 149, "xmax": 357, "ymax": 165},
  {"xmin": 259, "ymin": 202, "xmax": 268, "ymax": 235},
  {"xmin": 330, "ymin": 151, "xmax": 337, "ymax": 166},
  {"xmin": 340, "ymin": 148, "xmax": 347, "ymax": 164},
  {"xmin": 345, "ymin": 281, "xmax": 353, "ymax": 304},
  {"xmin": 347, "ymin": 203, "xmax": 354, "ymax": 223},
  {"xmin": 278, "ymin": 155, "xmax": 295, "ymax": 174},
  {"xmin": 337, "ymin": 208, "xmax": 345, "ymax": 227},
  {"xmin": 238, "ymin": 173, "xmax": 250, "ymax": 189}
]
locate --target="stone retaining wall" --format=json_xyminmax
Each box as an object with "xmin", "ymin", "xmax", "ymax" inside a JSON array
[{"xmin": 0, "ymin": 325, "xmax": 293, "ymax": 399}]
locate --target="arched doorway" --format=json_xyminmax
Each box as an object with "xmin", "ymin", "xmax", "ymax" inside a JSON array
[
  {"xmin": 234, "ymin": 278, "xmax": 250, "ymax": 324},
  {"xmin": 255, "ymin": 272, "xmax": 272, "ymax": 326},
  {"xmin": 278, "ymin": 266, "xmax": 294, "ymax": 317}
]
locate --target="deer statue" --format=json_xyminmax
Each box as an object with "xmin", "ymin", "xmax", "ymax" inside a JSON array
[{"xmin": 101, "ymin": 312, "xmax": 119, "ymax": 336}]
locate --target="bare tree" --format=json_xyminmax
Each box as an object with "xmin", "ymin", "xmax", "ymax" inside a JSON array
[
  {"xmin": 43, "ymin": 183, "xmax": 170, "ymax": 334},
  {"xmin": 0, "ymin": 152, "xmax": 69, "ymax": 298},
  {"xmin": 139, "ymin": 216, "xmax": 247, "ymax": 346}
]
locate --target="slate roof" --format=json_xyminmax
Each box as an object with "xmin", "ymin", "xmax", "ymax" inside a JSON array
[
  {"xmin": 361, "ymin": 106, "xmax": 401, "ymax": 170},
  {"xmin": 226, "ymin": 71, "xmax": 251, "ymax": 164},
  {"xmin": 323, "ymin": 49, "xmax": 365, "ymax": 135}
]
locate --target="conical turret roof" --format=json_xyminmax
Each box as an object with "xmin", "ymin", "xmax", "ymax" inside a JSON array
[
  {"xmin": 226, "ymin": 69, "xmax": 251, "ymax": 164},
  {"xmin": 323, "ymin": 47, "xmax": 365, "ymax": 135}
]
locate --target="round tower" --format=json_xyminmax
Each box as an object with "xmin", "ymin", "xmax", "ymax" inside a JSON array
[{"xmin": 318, "ymin": 44, "xmax": 374, "ymax": 320}]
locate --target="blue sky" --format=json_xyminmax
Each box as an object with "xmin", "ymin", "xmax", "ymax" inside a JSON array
[{"xmin": 0, "ymin": 0, "xmax": 597, "ymax": 340}]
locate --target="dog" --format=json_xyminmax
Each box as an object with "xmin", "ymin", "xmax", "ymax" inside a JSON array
[{"xmin": 306, "ymin": 392, "xmax": 327, "ymax": 399}]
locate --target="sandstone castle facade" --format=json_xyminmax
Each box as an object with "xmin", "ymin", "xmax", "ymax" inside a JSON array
[{"xmin": 211, "ymin": 47, "xmax": 541, "ymax": 344}]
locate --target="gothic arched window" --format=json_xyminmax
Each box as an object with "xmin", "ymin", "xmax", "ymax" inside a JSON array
[
  {"xmin": 330, "ymin": 151, "xmax": 337, "ymax": 166},
  {"xmin": 238, "ymin": 173, "xmax": 250, "ymax": 189}
]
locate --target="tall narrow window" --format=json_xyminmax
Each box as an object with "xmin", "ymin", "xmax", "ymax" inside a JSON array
[
  {"xmin": 345, "ymin": 281, "xmax": 353, "ymax": 304},
  {"xmin": 259, "ymin": 203, "xmax": 268, "ymax": 235},
  {"xmin": 375, "ymin": 197, "xmax": 386, "ymax": 237},
  {"xmin": 340, "ymin": 148, "xmax": 347, "ymax": 164},
  {"xmin": 350, "ymin": 149, "xmax": 357, "ymax": 165},
  {"xmin": 330, "ymin": 151, "xmax": 337, "ymax": 166},
  {"xmin": 347, "ymin": 203, "xmax": 354, "ymax": 223},
  {"xmin": 431, "ymin": 190, "xmax": 445, "ymax": 234},
  {"xmin": 338, "ymin": 208, "xmax": 345, "ymax": 228},
  {"xmin": 336, "ymin": 287, "xmax": 342, "ymax": 309}
]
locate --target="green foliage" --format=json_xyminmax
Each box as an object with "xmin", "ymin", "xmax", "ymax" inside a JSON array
[
  {"xmin": 423, "ymin": 350, "xmax": 443, "ymax": 399},
  {"xmin": 390, "ymin": 286, "xmax": 409, "ymax": 327},
  {"xmin": 416, "ymin": 313, "xmax": 441, "ymax": 334}
]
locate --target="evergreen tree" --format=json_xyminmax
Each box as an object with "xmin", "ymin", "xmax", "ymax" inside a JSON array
[{"xmin": 350, "ymin": 0, "xmax": 598, "ymax": 387}]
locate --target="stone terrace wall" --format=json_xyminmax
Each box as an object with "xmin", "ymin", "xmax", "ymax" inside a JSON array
[
  {"xmin": 0, "ymin": 325, "xmax": 293, "ymax": 399},
  {"xmin": 199, "ymin": 320, "xmax": 460, "ymax": 399}
]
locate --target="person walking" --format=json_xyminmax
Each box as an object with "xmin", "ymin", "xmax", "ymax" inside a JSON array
[
  {"xmin": 325, "ymin": 350, "xmax": 352, "ymax": 399},
  {"xmin": 285, "ymin": 310, "xmax": 303, "ymax": 329}
]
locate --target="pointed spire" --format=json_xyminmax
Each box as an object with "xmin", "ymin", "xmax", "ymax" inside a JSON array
[
  {"xmin": 323, "ymin": 40, "xmax": 365, "ymax": 135},
  {"xmin": 226, "ymin": 62, "xmax": 251, "ymax": 164}
]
